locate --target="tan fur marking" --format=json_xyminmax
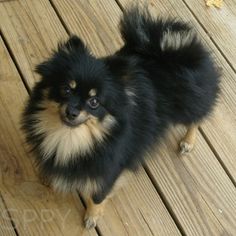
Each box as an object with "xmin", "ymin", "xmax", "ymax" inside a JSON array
[
  {"xmin": 84, "ymin": 197, "xmax": 106, "ymax": 229},
  {"xmin": 85, "ymin": 197, "xmax": 105, "ymax": 215},
  {"xmin": 180, "ymin": 123, "xmax": 199, "ymax": 154},
  {"xmin": 101, "ymin": 114, "xmax": 117, "ymax": 130},
  {"xmin": 184, "ymin": 124, "xmax": 198, "ymax": 145},
  {"xmin": 52, "ymin": 176, "xmax": 102, "ymax": 195},
  {"xmin": 32, "ymin": 99, "xmax": 116, "ymax": 165},
  {"xmin": 161, "ymin": 29, "xmax": 196, "ymax": 51},
  {"xmin": 69, "ymin": 80, "xmax": 77, "ymax": 89},
  {"xmin": 89, "ymin": 89, "xmax": 97, "ymax": 97}
]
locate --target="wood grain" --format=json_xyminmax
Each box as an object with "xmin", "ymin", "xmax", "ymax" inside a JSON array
[
  {"xmin": 97, "ymin": 168, "xmax": 181, "ymax": 236},
  {"xmin": 0, "ymin": 37, "xmax": 97, "ymax": 236},
  {"xmin": 183, "ymin": 0, "xmax": 236, "ymax": 71},
  {"xmin": 146, "ymin": 126, "xmax": 236, "ymax": 235},
  {"xmin": 0, "ymin": 194, "xmax": 16, "ymax": 236},
  {"xmin": 51, "ymin": 0, "xmax": 123, "ymax": 56},
  {"xmin": 0, "ymin": 0, "xmax": 68, "ymax": 89},
  {"xmin": 0, "ymin": 0, "xmax": 16, "ymax": 2}
]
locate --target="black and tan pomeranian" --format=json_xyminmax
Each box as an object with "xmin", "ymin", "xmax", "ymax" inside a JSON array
[{"xmin": 22, "ymin": 7, "xmax": 220, "ymax": 229}]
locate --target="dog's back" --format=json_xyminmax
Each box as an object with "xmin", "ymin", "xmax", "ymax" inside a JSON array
[{"xmin": 120, "ymin": 7, "xmax": 220, "ymax": 124}]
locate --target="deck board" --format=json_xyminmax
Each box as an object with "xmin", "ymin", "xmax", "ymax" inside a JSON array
[
  {"xmin": 0, "ymin": 193, "xmax": 16, "ymax": 236},
  {"xmin": 183, "ymin": 0, "xmax": 236, "ymax": 71},
  {"xmin": 0, "ymin": 0, "xmax": 68, "ymax": 89},
  {"xmin": 0, "ymin": 30, "xmax": 97, "ymax": 236},
  {"xmin": 145, "ymin": 126, "xmax": 236, "ymax": 235},
  {"xmin": 97, "ymin": 169, "xmax": 181, "ymax": 235},
  {"xmin": 51, "ymin": 0, "xmax": 123, "ymax": 56}
]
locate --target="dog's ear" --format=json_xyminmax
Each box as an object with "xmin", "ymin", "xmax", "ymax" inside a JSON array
[
  {"xmin": 35, "ymin": 60, "xmax": 54, "ymax": 79},
  {"xmin": 35, "ymin": 36, "xmax": 87, "ymax": 79},
  {"xmin": 58, "ymin": 35, "xmax": 87, "ymax": 54}
]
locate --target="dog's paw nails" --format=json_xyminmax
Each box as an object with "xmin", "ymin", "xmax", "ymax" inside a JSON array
[
  {"xmin": 84, "ymin": 216, "xmax": 97, "ymax": 229},
  {"xmin": 179, "ymin": 141, "xmax": 194, "ymax": 155}
]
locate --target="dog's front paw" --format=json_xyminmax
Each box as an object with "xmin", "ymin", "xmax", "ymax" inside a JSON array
[
  {"xmin": 83, "ymin": 197, "xmax": 105, "ymax": 229},
  {"xmin": 179, "ymin": 141, "xmax": 194, "ymax": 155},
  {"xmin": 84, "ymin": 214, "xmax": 97, "ymax": 229}
]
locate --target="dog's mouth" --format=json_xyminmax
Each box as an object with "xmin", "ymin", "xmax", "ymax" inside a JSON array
[
  {"xmin": 60, "ymin": 115, "xmax": 81, "ymax": 127},
  {"xmin": 59, "ymin": 110, "xmax": 90, "ymax": 128}
]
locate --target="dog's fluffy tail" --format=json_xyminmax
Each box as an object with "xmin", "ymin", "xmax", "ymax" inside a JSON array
[{"xmin": 120, "ymin": 7, "xmax": 205, "ymax": 63}]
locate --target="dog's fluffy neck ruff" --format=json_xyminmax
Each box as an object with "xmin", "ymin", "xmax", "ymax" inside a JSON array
[{"xmin": 32, "ymin": 100, "xmax": 115, "ymax": 166}]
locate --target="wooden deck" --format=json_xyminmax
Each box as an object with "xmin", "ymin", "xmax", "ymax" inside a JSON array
[{"xmin": 0, "ymin": 0, "xmax": 236, "ymax": 235}]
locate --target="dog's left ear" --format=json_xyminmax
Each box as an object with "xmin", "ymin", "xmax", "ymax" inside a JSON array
[{"xmin": 58, "ymin": 35, "xmax": 87, "ymax": 54}]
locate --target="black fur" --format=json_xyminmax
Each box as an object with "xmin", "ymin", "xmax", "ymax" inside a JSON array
[{"xmin": 22, "ymin": 8, "xmax": 220, "ymax": 204}]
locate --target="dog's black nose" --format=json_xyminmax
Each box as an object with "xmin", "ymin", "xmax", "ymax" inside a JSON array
[{"xmin": 65, "ymin": 105, "xmax": 79, "ymax": 120}]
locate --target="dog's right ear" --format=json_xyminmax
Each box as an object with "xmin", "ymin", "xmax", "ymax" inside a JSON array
[
  {"xmin": 58, "ymin": 35, "xmax": 87, "ymax": 54},
  {"xmin": 35, "ymin": 36, "xmax": 87, "ymax": 79},
  {"xmin": 35, "ymin": 60, "xmax": 54, "ymax": 79}
]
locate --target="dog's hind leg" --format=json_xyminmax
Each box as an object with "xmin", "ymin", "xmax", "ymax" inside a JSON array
[{"xmin": 179, "ymin": 123, "xmax": 199, "ymax": 155}]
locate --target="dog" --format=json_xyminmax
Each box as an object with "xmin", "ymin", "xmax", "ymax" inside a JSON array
[{"xmin": 21, "ymin": 7, "xmax": 220, "ymax": 229}]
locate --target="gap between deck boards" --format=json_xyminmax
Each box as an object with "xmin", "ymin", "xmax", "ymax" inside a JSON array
[{"xmin": 181, "ymin": 0, "xmax": 236, "ymax": 74}]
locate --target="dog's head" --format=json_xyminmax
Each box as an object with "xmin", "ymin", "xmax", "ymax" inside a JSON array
[{"xmin": 24, "ymin": 36, "xmax": 127, "ymax": 163}]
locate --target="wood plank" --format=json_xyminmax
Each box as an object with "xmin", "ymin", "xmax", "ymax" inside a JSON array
[
  {"xmin": 183, "ymin": 0, "xmax": 236, "ymax": 71},
  {"xmin": 48, "ymin": 0, "xmax": 182, "ymax": 235},
  {"xmin": 0, "ymin": 194, "xmax": 16, "ymax": 236},
  {"xmin": 0, "ymin": 37, "xmax": 97, "ymax": 236},
  {"xmin": 0, "ymin": 0, "xmax": 16, "ymax": 2},
  {"xmin": 98, "ymin": 168, "xmax": 181, "ymax": 236},
  {"xmin": 147, "ymin": 126, "xmax": 236, "ymax": 235},
  {"xmin": 118, "ymin": 0, "xmax": 236, "ymax": 235},
  {"xmin": 0, "ymin": 0, "xmax": 68, "ymax": 89},
  {"xmin": 51, "ymin": 0, "xmax": 123, "ymax": 56}
]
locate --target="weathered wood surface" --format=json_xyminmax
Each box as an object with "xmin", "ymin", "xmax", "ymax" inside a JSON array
[
  {"xmin": 184, "ymin": 0, "xmax": 236, "ymax": 71},
  {"xmin": 0, "ymin": 0, "xmax": 68, "ymax": 89},
  {"xmin": 0, "ymin": 192, "xmax": 16, "ymax": 236}
]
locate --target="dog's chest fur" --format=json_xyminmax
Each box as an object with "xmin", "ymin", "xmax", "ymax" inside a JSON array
[
  {"xmin": 32, "ymin": 101, "xmax": 115, "ymax": 166},
  {"xmin": 29, "ymin": 101, "xmax": 116, "ymax": 194}
]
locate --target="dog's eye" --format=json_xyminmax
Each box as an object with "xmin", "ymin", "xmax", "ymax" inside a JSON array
[{"xmin": 88, "ymin": 97, "xmax": 100, "ymax": 109}]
